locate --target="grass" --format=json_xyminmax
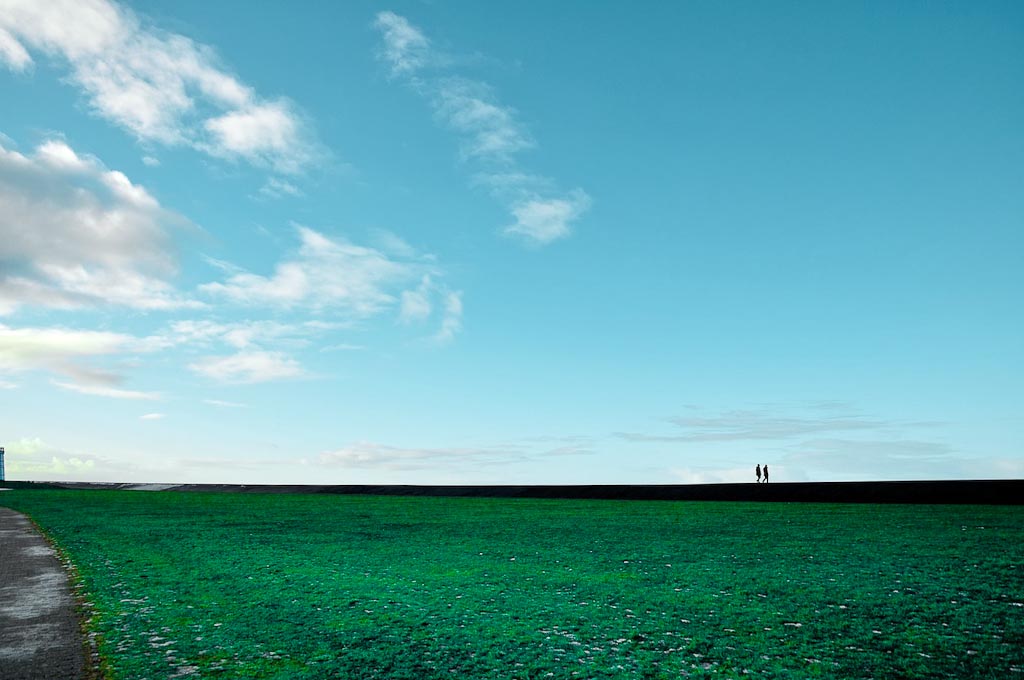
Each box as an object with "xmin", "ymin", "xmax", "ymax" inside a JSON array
[{"xmin": 2, "ymin": 489, "xmax": 1022, "ymax": 679}]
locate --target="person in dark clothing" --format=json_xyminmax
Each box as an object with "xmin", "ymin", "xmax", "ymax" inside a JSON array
[
  {"xmin": 755, "ymin": 464, "xmax": 762, "ymax": 483},
  {"xmin": 763, "ymin": 464, "xmax": 769, "ymax": 483}
]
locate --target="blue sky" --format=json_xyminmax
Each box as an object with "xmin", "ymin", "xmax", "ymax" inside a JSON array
[{"xmin": 1, "ymin": 0, "xmax": 1021, "ymax": 484}]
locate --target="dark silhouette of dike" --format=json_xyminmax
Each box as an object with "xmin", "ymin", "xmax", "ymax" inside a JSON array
[{"xmin": 5, "ymin": 480, "xmax": 1023, "ymax": 505}]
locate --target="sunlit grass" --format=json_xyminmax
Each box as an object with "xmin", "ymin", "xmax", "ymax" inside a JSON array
[{"xmin": 2, "ymin": 490, "xmax": 1022, "ymax": 678}]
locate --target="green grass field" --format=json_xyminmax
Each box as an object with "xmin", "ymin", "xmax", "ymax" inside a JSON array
[{"xmin": 2, "ymin": 490, "xmax": 1022, "ymax": 679}]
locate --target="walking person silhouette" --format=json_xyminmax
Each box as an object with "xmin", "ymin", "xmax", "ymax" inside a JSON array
[
  {"xmin": 755, "ymin": 464, "xmax": 761, "ymax": 483},
  {"xmin": 763, "ymin": 464, "xmax": 769, "ymax": 483}
]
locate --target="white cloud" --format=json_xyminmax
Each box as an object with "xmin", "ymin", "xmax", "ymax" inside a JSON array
[
  {"xmin": 399, "ymin": 276, "xmax": 434, "ymax": 323},
  {"xmin": 200, "ymin": 225, "xmax": 430, "ymax": 316},
  {"xmin": 203, "ymin": 101, "xmax": 313, "ymax": 174},
  {"xmin": 433, "ymin": 290, "xmax": 463, "ymax": 344},
  {"xmin": 0, "ymin": 27, "xmax": 32, "ymax": 70},
  {"xmin": 139, "ymin": 412, "xmax": 164, "ymax": 420},
  {"xmin": 189, "ymin": 350, "xmax": 305, "ymax": 384},
  {"xmin": 395, "ymin": 275, "xmax": 463, "ymax": 343},
  {"xmin": 434, "ymin": 78, "xmax": 533, "ymax": 160},
  {"xmin": 164, "ymin": 318, "xmax": 328, "ymax": 351},
  {"xmin": 153, "ymin": 318, "xmax": 338, "ymax": 384},
  {"xmin": 372, "ymin": 230, "xmax": 427, "ymax": 260},
  {"xmin": 35, "ymin": 138, "xmax": 91, "ymax": 170},
  {"xmin": 258, "ymin": 176, "xmax": 303, "ymax": 199},
  {"xmin": 141, "ymin": 155, "xmax": 160, "ymax": 167},
  {"xmin": 373, "ymin": 12, "xmax": 590, "ymax": 246},
  {"xmin": 504, "ymin": 190, "xmax": 592, "ymax": 245},
  {"xmin": 0, "ymin": 0, "xmax": 315, "ymax": 173},
  {"xmin": 374, "ymin": 11, "xmax": 431, "ymax": 77},
  {"xmin": 0, "ymin": 137, "xmax": 200, "ymax": 313},
  {"xmin": 53, "ymin": 380, "xmax": 160, "ymax": 400}
]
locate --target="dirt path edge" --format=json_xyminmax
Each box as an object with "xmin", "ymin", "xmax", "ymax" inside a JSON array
[
  {"xmin": 0, "ymin": 507, "xmax": 104, "ymax": 680},
  {"xmin": 25, "ymin": 513, "xmax": 109, "ymax": 680}
]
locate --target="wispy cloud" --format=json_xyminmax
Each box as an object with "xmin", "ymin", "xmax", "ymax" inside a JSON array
[
  {"xmin": 433, "ymin": 78, "xmax": 534, "ymax": 161},
  {"xmin": 373, "ymin": 11, "xmax": 589, "ymax": 246},
  {"xmin": 612, "ymin": 404, "xmax": 997, "ymax": 482},
  {"xmin": 0, "ymin": 0, "xmax": 317, "ymax": 174},
  {"xmin": 198, "ymin": 225, "xmax": 463, "ymax": 343},
  {"xmin": 0, "ymin": 324, "xmax": 138, "ymax": 378},
  {"xmin": 615, "ymin": 407, "xmax": 888, "ymax": 443},
  {"xmin": 0, "ymin": 322, "xmax": 175, "ymax": 399},
  {"xmin": 163, "ymin": 318, "xmax": 331, "ymax": 351},
  {"xmin": 0, "ymin": 26, "xmax": 31, "ymax": 70},
  {"xmin": 318, "ymin": 437, "xmax": 593, "ymax": 472},
  {"xmin": 200, "ymin": 225, "xmax": 419, "ymax": 315},
  {"xmin": 139, "ymin": 412, "xmax": 164, "ymax": 420},
  {"xmin": 399, "ymin": 275, "xmax": 435, "ymax": 323},
  {"xmin": 53, "ymin": 380, "xmax": 160, "ymax": 400},
  {"xmin": 504, "ymin": 190, "xmax": 592, "ymax": 245},
  {"xmin": 433, "ymin": 290, "xmax": 463, "ymax": 345},
  {"xmin": 370, "ymin": 230, "xmax": 438, "ymax": 263},
  {"xmin": 188, "ymin": 350, "xmax": 305, "ymax": 384},
  {"xmin": 0, "ymin": 137, "xmax": 200, "ymax": 314},
  {"xmin": 319, "ymin": 441, "xmax": 526, "ymax": 471},
  {"xmin": 374, "ymin": 11, "xmax": 432, "ymax": 78},
  {"xmin": 258, "ymin": 177, "xmax": 303, "ymax": 200},
  {"xmin": 773, "ymin": 438, "xmax": 1024, "ymax": 482}
]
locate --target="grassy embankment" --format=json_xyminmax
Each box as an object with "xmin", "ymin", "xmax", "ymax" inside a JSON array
[{"xmin": 2, "ymin": 490, "xmax": 1022, "ymax": 679}]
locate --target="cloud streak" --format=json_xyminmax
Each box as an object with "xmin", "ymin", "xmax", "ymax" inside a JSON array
[
  {"xmin": 52, "ymin": 380, "xmax": 160, "ymax": 400},
  {"xmin": 614, "ymin": 404, "xmax": 999, "ymax": 482},
  {"xmin": 156, "ymin": 318, "xmax": 332, "ymax": 385},
  {"xmin": 0, "ymin": 321, "xmax": 169, "ymax": 398},
  {"xmin": 776, "ymin": 438, "xmax": 1024, "ymax": 481},
  {"xmin": 374, "ymin": 11, "xmax": 432, "ymax": 78},
  {"xmin": 318, "ymin": 437, "xmax": 591, "ymax": 472},
  {"xmin": 615, "ymin": 408, "xmax": 888, "ymax": 443},
  {"xmin": 0, "ymin": 323, "xmax": 142, "ymax": 380},
  {"xmin": 373, "ymin": 11, "xmax": 589, "ymax": 245},
  {"xmin": 433, "ymin": 78, "xmax": 534, "ymax": 161},
  {"xmin": 189, "ymin": 350, "xmax": 305, "ymax": 384},
  {"xmin": 433, "ymin": 290, "xmax": 463, "ymax": 345}
]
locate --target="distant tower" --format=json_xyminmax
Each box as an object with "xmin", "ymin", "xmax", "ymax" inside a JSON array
[{"xmin": 0, "ymin": 446, "xmax": 5, "ymax": 482}]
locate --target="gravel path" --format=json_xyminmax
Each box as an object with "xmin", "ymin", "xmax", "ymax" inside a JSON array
[{"xmin": 0, "ymin": 507, "xmax": 86, "ymax": 680}]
